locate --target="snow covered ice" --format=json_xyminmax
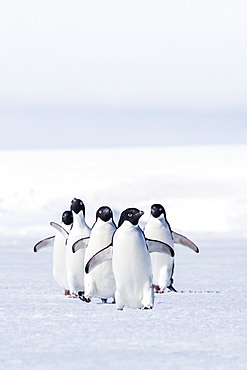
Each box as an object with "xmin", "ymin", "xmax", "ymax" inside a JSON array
[{"xmin": 0, "ymin": 145, "xmax": 247, "ymax": 369}]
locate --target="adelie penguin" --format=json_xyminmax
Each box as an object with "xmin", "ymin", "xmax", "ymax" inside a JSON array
[
  {"xmin": 85, "ymin": 208, "xmax": 175, "ymax": 310},
  {"xmin": 144, "ymin": 204, "xmax": 199, "ymax": 293},
  {"xmin": 73, "ymin": 206, "xmax": 116, "ymax": 304},
  {"xmin": 65, "ymin": 198, "xmax": 91, "ymax": 298},
  {"xmin": 33, "ymin": 210, "xmax": 73, "ymax": 295}
]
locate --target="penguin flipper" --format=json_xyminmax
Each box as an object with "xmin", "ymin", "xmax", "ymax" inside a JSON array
[
  {"xmin": 146, "ymin": 238, "xmax": 175, "ymax": 257},
  {"xmin": 172, "ymin": 232, "xmax": 199, "ymax": 253},
  {"xmin": 72, "ymin": 237, "xmax": 90, "ymax": 253},
  {"xmin": 50, "ymin": 222, "xmax": 69, "ymax": 239},
  {"xmin": 33, "ymin": 236, "xmax": 55, "ymax": 252},
  {"xmin": 85, "ymin": 244, "xmax": 113, "ymax": 274}
]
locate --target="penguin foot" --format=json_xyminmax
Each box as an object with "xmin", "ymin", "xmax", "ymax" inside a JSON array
[
  {"xmin": 154, "ymin": 285, "xmax": 165, "ymax": 293},
  {"xmin": 153, "ymin": 285, "xmax": 160, "ymax": 293},
  {"xmin": 69, "ymin": 293, "xmax": 78, "ymax": 298},
  {"xmin": 64, "ymin": 290, "xmax": 70, "ymax": 296},
  {"xmin": 79, "ymin": 296, "xmax": 91, "ymax": 303},
  {"xmin": 167, "ymin": 285, "xmax": 177, "ymax": 292},
  {"xmin": 143, "ymin": 305, "xmax": 153, "ymax": 310},
  {"xmin": 101, "ymin": 298, "xmax": 107, "ymax": 304},
  {"xmin": 116, "ymin": 304, "xmax": 124, "ymax": 310},
  {"xmin": 112, "ymin": 299, "xmax": 116, "ymax": 304},
  {"xmin": 78, "ymin": 291, "xmax": 84, "ymax": 297}
]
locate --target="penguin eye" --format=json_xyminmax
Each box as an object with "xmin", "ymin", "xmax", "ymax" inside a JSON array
[
  {"xmin": 99, "ymin": 210, "xmax": 102, "ymax": 214},
  {"xmin": 128, "ymin": 213, "xmax": 133, "ymax": 218},
  {"xmin": 159, "ymin": 208, "xmax": 162, "ymax": 211}
]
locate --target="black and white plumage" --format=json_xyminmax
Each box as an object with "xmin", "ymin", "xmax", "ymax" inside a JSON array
[
  {"xmin": 33, "ymin": 210, "xmax": 73, "ymax": 295},
  {"xmin": 85, "ymin": 208, "xmax": 174, "ymax": 310},
  {"xmin": 144, "ymin": 204, "xmax": 199, "ymax": 293},
  {"xmin": 65, "ymin": 198, "xmax": 91, "ymax": 297},
  {"xmin": 81, "ymin": 206, "xmax": 117, "ymax": 303}
]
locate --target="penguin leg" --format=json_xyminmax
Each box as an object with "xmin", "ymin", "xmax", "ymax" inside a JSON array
[
  {"xmin": 153, "ymin": 285, "xmax": 160, "ymax": 293},
  {"xmin": 84, "ymin": 275, "xmax": 95, "ymax": 302},
  {"xmin": 115, "ymin": 290, "xmax": 125, "ymax": 310},
  {"xmin": 101, "ymin": 298, "xmax": 107, "ymax": 303},
  {"xmin": 158, "ymin": 264, "xmax": 173, "ymax": 293},
  {"xmin": 142, "ymin": 282, "xmax": 154, "ymax": 309},
  {"xmin": 67, "ymin": 274, "xmax": 78, "ymax": 298},
  {"xmin": 64, "ymin": 289, "xmax": 70, "ymax": 296}
]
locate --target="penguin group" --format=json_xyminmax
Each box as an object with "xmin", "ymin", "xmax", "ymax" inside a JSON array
[{"xmin": 34, "ymin": 198, "xmax": 199, "ymax": 310}]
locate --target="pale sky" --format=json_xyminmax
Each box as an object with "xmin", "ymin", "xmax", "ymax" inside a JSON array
[{"xmin": 1, "ymin": 1, "xmax": 247, "ymax": 149}]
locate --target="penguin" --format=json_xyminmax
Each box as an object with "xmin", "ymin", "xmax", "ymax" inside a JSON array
[
  {"xmin": 144, "ymin": 204, "xmax": 199, "ymax": 293},
  {"xmin": 65, "ymin": 198, "xmax": 91, "ymax": 298},
  {"xmin": 33, "ymin": 210, "xmax": 73, "ymax": 295},
  {"xmin": 85, "ymin": 208, "xmax": 174, "ymax": 310},
  {"xmin": 74, "ymin": 206, "xmax": 116, "ymax": 303}
]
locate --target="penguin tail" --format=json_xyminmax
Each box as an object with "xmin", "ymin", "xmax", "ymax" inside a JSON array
[
  {"xmin": 167, "ymin": 285, "xmax": 177, "ymax": 292},
  {"xmin": 79, "ymin": 295, "xmax": 91, "ymax": 303}
]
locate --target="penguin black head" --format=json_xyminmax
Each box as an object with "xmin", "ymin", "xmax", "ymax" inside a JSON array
[
  {"xmin": 96, "ymin": 206, "xmax": 113, "ymax": 222},
  {"xmin": 62, "ymin": 210, "xmax": 73, "ymax": 225},
  {"xmin": 70, "ymin": 198, "xmax": 85, "ymax": 216},
  {"xmin": 118, "ymin": 208, "xmax": 144, "ymax": 227},
  {"xmin": 151, "ymin": 204, "xmax": 166, "ymax": 218}
]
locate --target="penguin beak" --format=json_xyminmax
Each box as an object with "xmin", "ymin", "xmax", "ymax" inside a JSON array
[
  {"xmin": 132, "ymin": 210, "xmax": 144, "ymax": 225},
  {"xmin": 137, "ymin": 210, "xmax": 144, "ymax": 219}
]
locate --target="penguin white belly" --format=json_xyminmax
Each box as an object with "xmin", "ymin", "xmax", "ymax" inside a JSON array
[
  {"xmin": 84, "ymin": 222, "xmax": 116, "ymax": 300},
  {"xmin": 150, "ymin": 252, "xmax": 174, "ymax": 288},
  {"xmin": 144, "ymin": 218, "xmax": 174, "ymax": 291},
  {"xmin": 66, "ymin": 232, "xmax": 87, "ymax": 295},
  {"xmin": 112, "ymin": 225, "xmax": 153, "ymax": 309},
  {"xmin": 53, "ymin": 227, "xmax": 69, "ymax": 291},
  {"xmin": 85, "ymin": 260, "xmax": 116, "ymax": 299}
]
